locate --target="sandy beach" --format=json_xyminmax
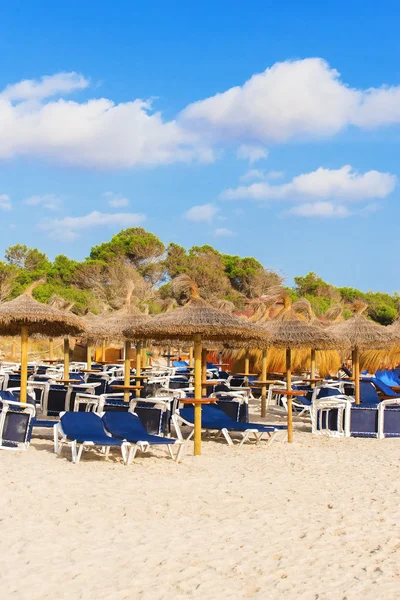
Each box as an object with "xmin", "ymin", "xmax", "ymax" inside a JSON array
[{"xmin": 1, "ymin": 408, "xmax": 400, "ymax": 600}]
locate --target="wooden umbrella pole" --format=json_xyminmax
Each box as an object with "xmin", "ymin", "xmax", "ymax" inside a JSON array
[
  {"xmin": 20, "ymin": 325, "xmax": 29, "ymax": 404},
  {"xmin": 49, "ymin": 338, "xmax": 54, "ymax": 361},
  {"xmin": 102, "ymin": 340, "xmax": 106, "ymax": 362},
  {"xmin": 354, "ymin": 346, "xmax": 360, "ymax": 404},
  {"xmin": 261, "ymin": 347, "xmax": 268, "ymax": 418},
  {"xmin": 244, "ymin": 350, "xmax": 250, "ymax": 385},
  {"xmin": 286, "ymin": 348, "xmax": 293, "ymax": 443},
  {"xmin": 86, "ymin": 344, "xmax": 92, "ymax": 370},
  {"xmin": 189, "ymin": 346, "xmax": 194, "ymax": 368},
  {"xmin": 167, "ymin": 344, "xmax": 171, "ymax": 367},
  {"xmin": 63, "ymin": 338, "xmax": 70, "ymax": 380},
  {"xmin": 201, "ymin": 348, "xmax": 207, "ymax": 397},
  {"xmin": 124, "ymin": 340, "xmax": 131, "ymax": 403},
  {"xmin": 141, "ymin": 342, "xmax": 147, "ymax": 368},
  {"xmin": 310, "ymin": 348, "xmax": 316, "ymax": 388},
  {"xmin": 135, "ymin": 343, "xmax": 142, "ymax": 398},
  {"xmin": 194, "ymin": 334, "xmax": 202, "ymax": 456},
  {"xmin": 351, "ymin": 349, "xmax": 355, "ymax": 378}
]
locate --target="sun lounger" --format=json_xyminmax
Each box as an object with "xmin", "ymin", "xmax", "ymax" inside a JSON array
[
  {"xmin": 54, "ymin": 411, "xmax": 130, "ymax": 464},
  {"xmin": 102, "ymin": 411, "xmax": 184, "ymax": 463},
  {"xmin": 173, "ymin": 403, "xmax": 286, "ymax": 447},
  {"xmin": 0, "ymin": 393, "xmax": 36, "ymax": 451}
]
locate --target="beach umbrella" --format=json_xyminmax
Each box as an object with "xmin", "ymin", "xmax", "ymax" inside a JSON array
[
  {"xmin": 102, "ymin": 302, "xmax": 150, "ymax": 402},
  {"xmin": 258, "ymin": 299, "xmax": 341, "ymax": 442},
  {"xmin": 329, "ymin": 312, "xmax": 397, "ymax": 404},
  {"xmin": 0, "ymin": 282, "xmax": 86, "ymax": 403},
  {"xmin": 123, "ymin": 276, "xmax": 265, "ymax": 456},
  {"xmin": 83, "ymin": 312, "xmax": 114, "ymax": 370}
]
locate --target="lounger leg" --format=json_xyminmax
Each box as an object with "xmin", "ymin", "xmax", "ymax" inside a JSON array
[
  {"xmin": 175, "ymin": 442, "xmax": 185, "ymax": 463},
  {"xmin": 76, "ymin": 444, "xmax": 85, "ymax": 464},
  {"xmin": 221, "ymin": 428, "xmax": 234, "ymax": 446},
  {"xmin": 71, "ymin": 440, "xmax": 77, "ymax": 464},
  {"xmin": 239, "ymin": 431, "xmax": 251, "ymax": 447},
  {"xmin": 105, "ymin": 446, "xmax": 111, "ymax": 458},
  {"xmin": 127, "ymin": 445, "xmax": 138, "ymax": 465},
  {"xmin": 53, "ymin": 425, "xmax": 59, "ymax": 454},
  {"xmin": 121, "ymin": 443, "xmax": 129, "ymax": 465},
  {"xmin": 167, "ymin": 444, "xmax": 174, "ymax": 460},
  {"xmin": 266, "ymin": 431, "xmax": 279, "ymax": 447}
]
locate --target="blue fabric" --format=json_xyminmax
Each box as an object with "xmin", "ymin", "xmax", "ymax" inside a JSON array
[
  {"xmin": 350, "ymin": 405, "xmax": 378, "ymax": 437},
  {"xmin": 60, "ymin": 412, "xmax": 123, "ymax": 445},
  {"xmin": 180, "ymin": 403, "xmax": 286, "ymax": 432},
  {"xmin": 102, "ymin": 412, "xmax": 175, "ymax": 445},
  {"xmin": 0, "ymin": 390, "xmax": 16, "ymax": 402},
  {"xmin": 362, "ymin": 377, "xmax": 400, "ymax": 399},
  {"xmin": 376, "ymin": 369, "xmax": 400, "ymax": 386},
  {"xmin": 172, "ymin": 361, "xmax": 189, "ymax": 367}
]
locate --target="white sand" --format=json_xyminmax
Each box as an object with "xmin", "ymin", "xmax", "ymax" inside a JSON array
[{"xmin": 1, "ymin": 410, "xmax": 400, "ymax": 600}]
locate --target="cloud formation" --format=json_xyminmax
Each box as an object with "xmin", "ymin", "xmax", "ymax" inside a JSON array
[
  {"xmin": 214, "ymin": 227, "xmax": 235, "ymax": 237},
  {"xmin": 0, "ymin": 194, "xmax": 12, "ymax": 210},
  {"xmin": 39, "ymin": 210, "xmax": 146, "ymax": 241},
  {"xmin": 24, "ymin": 194, "xmax": 62, "ymax": 210},
  {"xmin": 222, "ymin": 165, "xmax": 396, "ymax": 218},
  {"xmin": 2, "ymin": 59, "xmax": 400, "ymax": 169},
  {"xmin": 104, "ymin": 192, "xmax": 129, "ymax": 208},
  {"xmin": 184, "ymin": 203, "xmax": 219, "ymax": 222}
]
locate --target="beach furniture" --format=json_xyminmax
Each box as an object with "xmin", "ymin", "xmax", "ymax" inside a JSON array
[
  {"xmin": 102, "ymin": 411, "xmax": 184, "ymax": 463},
  {"xmin": 54, "ymin": 411, "xmax": 130, "ymax": 464},
  {"xmin": 210, "ymin": 391, "xmax": 249, "ymax": 422},
  {"xmin": 0, "ymin": 392, "xmax": 36, "ymax": 451},
  {"xmin": 173, "ymin": 403, "xmax": 286, "ymax": 446}
]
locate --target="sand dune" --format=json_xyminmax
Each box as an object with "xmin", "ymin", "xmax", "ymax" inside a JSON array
[{"xmin": 1, "ymin": 412, "xmax": 400, "ymax": 599}]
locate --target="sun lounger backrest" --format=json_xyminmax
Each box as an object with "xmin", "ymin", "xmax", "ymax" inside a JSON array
[
  {"xmin": 60, "ymin": 412, "xmax": 108, "ymax": 439},
  {"xmin": 360, "ymin": 381, "xmax": 380, "ymax": 404},
  {"xmin": 103, "ymin": 411, "xmax": 147, "ymax": 439}
]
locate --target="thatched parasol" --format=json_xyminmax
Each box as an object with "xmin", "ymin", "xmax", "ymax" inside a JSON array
[
  {"xmin": 257, "ymin": 298, "xmax": 341, "ymax": 442},
  {"xmin": 83, "ymin": 312, "xmax": 114, "ymax": 369},
  {"xmin": 329, "ymin": 311, "xmax": 397, "ymax": 404},
  {"xmin": 124, "ymin": 275, "xmax": 267, "ymax": 456},
  {"xmin": 0, "ymin": 281, "xmax": 86, "ymax": 403}
]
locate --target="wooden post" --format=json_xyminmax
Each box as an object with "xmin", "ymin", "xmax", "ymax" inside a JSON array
[
  {"xmin": 135, "ymin": 342, "xmax": 142, "ymax": 398},
  {"xmin": 49, "ymin": 338, "xmax": 54, "ymax": 361},
  {"xmin": 354, "ymin": 346, "xmax": 360, "ymax": 404},
  {"xmin": 286, "ymin": 348, "xmax": 293, "ymax": 443},
  {"xmin": 101, "ymin": 340, "xmax": 106, "ymax": 362},
  {"xmin": 351, "ymin": 349, "xmax": 355, "ymax": 379},
  {"xmin": 20, "ymin": 326, "xmax": 29, "ymax": 403},
  {"xmin": 261, "ymin": 347, "xmax": 268, "ymax": 417},
  {"xmin": 63, "ymin": 338, "xmax": 70, "ymax": 380},
  {"xmin": 86, "ymin": 344, "xmax": 92, "ymax": 370},
  {"xmin": 201, "ymin": 348, "xmax": 207, "ymax": 397},
  {"xmin": 124, "ymin": 340, "xmax": 131, "ymax": 403},
  {"xmin": 141, "ymin": 342, "xmax": 147, "ymax": 367},
  {"xmin": 167, "ymin": 344, "xmax": 171, "ymax": 367},
  {"xmin": 244, "ymin": 350, "xmax": 250, "ymax": 385},
  {"xmin": 194, "ymin": 334, "xmax": 202, "ymax": 456},
  {"xmin": 189, "ymin": 346, "xmax": 194, "ymax": 368},
  {"xmin": 310, "ymin": 348, "xmax": 316, "ymax": 388}
]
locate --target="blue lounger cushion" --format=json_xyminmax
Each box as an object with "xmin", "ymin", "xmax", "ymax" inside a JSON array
[
  {"xmin": 102, "ymin": 411, "xmax": 176, "ymax": 445},
  {"xmin": 179, "ymin": 403, "xmax": 286, "ymax": 432},
  {"xmin": 60, "ymin": 412, "xmax": 123, "ymax": 446}
]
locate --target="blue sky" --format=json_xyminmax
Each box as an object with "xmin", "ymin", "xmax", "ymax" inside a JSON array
[{"xmin": 1, "ymin": 1, "xmax": 400, "ymax": 292}]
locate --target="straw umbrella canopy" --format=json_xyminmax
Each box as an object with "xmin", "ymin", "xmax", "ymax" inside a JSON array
[
  {"xmin": 328, "ymin": 312, "xmax": 397, "ymax": 404},
  {"xmin": 124, "ymin": 276, "xmax": 267, "ymax": 456},
  {"xmin": 0, "ymin": 282, "xmax": 86, "ymax": 403},
  {"xmin": 256, "ymin": 299, "xmax": 341, "ymax": 442},
  {"xmin": 83, "ymin": 312, "xmax": 114, "ymax": 370},
  {"xmin": 102, "ymin": 301, "xmax": 151, "ymax": 401}
]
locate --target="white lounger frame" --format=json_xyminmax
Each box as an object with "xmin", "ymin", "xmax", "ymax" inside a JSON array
[
  {"xmin": 171, "ymin": 412, "xmax": 284, "ymax": 447},
  {"xmin": 0, "ymin": 399, "xmax": 36, "ymax": 451},
  {"xmin": 311, "ymin": 396, "xmax": 352, "ymax": 438}
]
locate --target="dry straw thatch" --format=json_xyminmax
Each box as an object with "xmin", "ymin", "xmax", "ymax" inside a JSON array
[
  {"xmin": 328, "ymin": 312, "xmax": 396, "ymax": 351},
  {"xmin": 0, "ymin": 282, "xmax": 86, "ymax": 337},
  {"xmin": 257, "ymin": 298, "xmax": 341, "ymax": 350},
  {"xmin": 124, "ymin": 275, "xmax": 267, "ymax": 343}
]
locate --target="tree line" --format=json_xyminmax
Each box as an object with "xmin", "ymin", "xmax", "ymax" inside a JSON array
[{"xmin": 0, "ymin": 227, "xmax": 397, "ymax": 325}]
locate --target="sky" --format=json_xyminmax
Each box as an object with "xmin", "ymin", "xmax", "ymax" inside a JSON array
[{"xmin": 1, "ymin": 1, "xmax": 400, "ymax": 293}]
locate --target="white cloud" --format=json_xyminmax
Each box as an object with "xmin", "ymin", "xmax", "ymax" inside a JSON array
[
  {"xmin": 214, "ymin": 227, "xmax": 235, "ymax": 236},
  {"xmin": 0, "ymin": 194, "xmax": 12, "ymax": 210},
  {"xmin": 184, "ymin": 203, "xmax": 219, "ymax": 223},
  {"xmin": 0, "ymin": 74, "xmax": 213, "ymax": 169},
  {"xmin": 240, "ymin": 169, "xmax": 265, "ymax": 182},
  {"xmin": 267, "ymin": 170, "xmax": 284, "ymax": 180},
  {"xmin": 39, "ymin": 210, "xmax": 146, "ymax": 241},
  {"xmin": 287, "ymin": 202, "xmax": 350, "ymax": 218},
  {"xmin": 222, "ymin": 166, "xmax": 397, "ymax": 203},
  {"xmin": 104, "ymin": 192, "xmax": 129, "ymax": 208},
  {"xmin": 24, "ymin": 193, "xmax": 62, "ymax": 210},
  {"xmin": 2, "ymin": 60, "xmax": 400, "ymax": 169},
  {"xmin": 181, "ymin": 58, "xmax": 400, "ymax": 144},
  {"xmin": 1, "ymin": 72, "xmax": 89, "ymax": 102},
  {"xmin": 237, "ymin": 144, "xmax": 268, "ymax": 163}
]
